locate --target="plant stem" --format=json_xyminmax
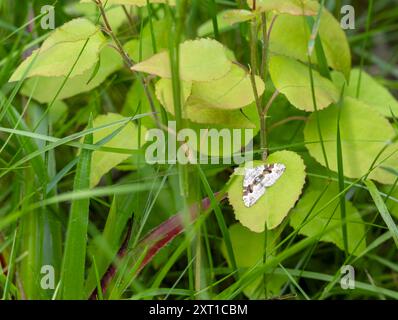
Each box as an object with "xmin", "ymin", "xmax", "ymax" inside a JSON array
[
  {"xmin": 260, "ymin": 13, "xmax": 268, "ymax": 81},
  {"xmin": 259, "ymin": 12, "xmax": 270, "ymax": 160},
  {"xmin": 121, "ymin": 5, "xmax": 136, "ymax": 33},
  {"xmin": 94, "ymin": 0, "xmax": 162, "ymax": 129},
  {"xmin": 268, "ymin": 116, "xmax": 307, "ymax": 132},
  {"xmin": 250, "ymin": 15, "xmax": 269, "ymax": 160}
]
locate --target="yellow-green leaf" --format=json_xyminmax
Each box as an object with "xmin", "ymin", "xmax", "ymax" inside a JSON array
[
  {"xmin": 188, "ymin": 64, "xmax": 265, "ymax": 110},
  {"xmin": 81, "ymin": 0, "xmax": 175, "ymax": 6},
  {"xmin": 131, "ymin": 38, "xmax": 232, "ymax": 82},
  {"xmin": 304, "ymin": 97, "xmax": 398, "ymax": 184},
  {"xmin": 10, "ymin": 18, "xmax": 106, "ymax": 82},
  {"xmin": 247, "ymin": 0, "xmax": 319, "ymax": 16},
  {"xmin": 155, "ymin": 78, "xmax": 193, "ymax": 113},
  {"xmin": 122, "ymin": 81, "xmax": 162, "ymax": 129},
  {"xmin": 268, "ymin": 9, "xmax": 351, "ymax": 79},
  {"xmin": 49, "ymin": 100, "xmax": 68, "ymax": 124},
  {"xmin": 332, "ymin": 69, "xmax": 398, "ymax": 118},
  {"xmin": 21, "ymin": 46, "xmax": 123, "ymax": 103},
  {"xmin": 90, "ymin": 113, "xmax": 146, "ymax": 187},
  {"xmin": 184, "ymin": 105, "xmax": 256, "ymax": 128},
  {"xmin": 221, "ymin": 9, "xmax": 257, "ymax": 25},
  {"xmin": 156, "ymin": 77, "xmax": 257, "ymax": 128},
  {"xmin": 228, "ymin": 151, "xmax": 306, "ymax": 232},
  {"xmin": 269, "ymin": 55, "xmax": 339, "ymax": 111}
]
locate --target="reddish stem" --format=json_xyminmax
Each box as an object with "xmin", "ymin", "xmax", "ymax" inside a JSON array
[
  {"xmin": 0, "ymin": 252, "xmax": 7, "ymax": 275},
  {"xmin": 89, "ymin": 195, "xmax": 224, "ymax": 300}
]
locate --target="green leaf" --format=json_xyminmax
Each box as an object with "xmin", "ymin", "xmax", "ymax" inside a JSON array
[
  {"xmin": 269, "ymin": 55, "xmax": 339, "ymax": 111},
  {"xmin": 67, "ymin": 3, "xmax": 130, "ymax": 31},
  {"xmin": 188, "ymin": 64, "xmax": 265, "ymax": 110},
  {"xmin": 197, "ymin": 11, "xmax": 238, "ymax": 37},
  {"xmin": 197, "ymin": 9, "xmax": 259, "ymax": 37},
  {"xmin": 318, "ymin": 9, "xmax": 351, "ymax": 79},
  {"xmin": 221, "ymin": 224, "xmax": 287, "ymax": 299},
  {"xmin": 220, "ymin": 10, "xmax": 257, "ymax": 26},
  {"xmin": 332, "ymin": 69, "xmax": 398, "ymax": 118},
  {"xmin": 90, "ymin": 113, "xmax": 146, "ymax": 187},
  {"xmin": 268, "ymin": 9, "xmax": 351, "ymax": 79},
  {"xmin": 20, "ymin": 46, "xmax": 123, "ymax": 103},
  {"xmin": 122, "ymin": 80, "xmax": 161, "ymax": 129},
  {"xmin": 184, "ymin": 106, "xmax": 256, "ymax": 128},
  {"xmin": 290, "ymin": 181, "xmax": 367, "ymax": 255},
  {"xmin": 124, "ymin": 19, "xmax": 170, "ymax": 62},
  {"xmin": 211, "ymin": 0, "xmax": 319, "ymax": 30},
  {"xmin": 156, "ymin": 78, "xmax": 253, "ymax": 127},
  {"xmin": 223, "ymin": 223, "xmax": 264, "ymax": 284},
  {"xmin": 81, "ymin": 0, "xmax": 176, "ymax": 6},
  {"xmin": 155, "ymin": 78, "xmax": 193, "ymax": 114},
  {"xmin": 131, "ymin": 38, "xmax": 233, "ymax": 82},
  {"xmin": 49, "ymin": 100, "xmax": 68, "ymax": 124},
  {"xmin": 228, "ymin": 151, "xmax": 306, "ymax": 232},
  {"xmin": 304, "ymin": 97, "xmax": 398, "ymax": 184},
  {"xmin": 60, "ymin": 116, "xmax": 93, "ymax": 300},
  {"xmin": 10, "ymin": 18, "xmax": 106, "ymax": 82},
  {"xmin": 182, "ymin": 124, "xmax": 255, "ymax": 161},
  {"xmin": 247, "ymin": 0, "xmax": 319, "ymax": 16}
]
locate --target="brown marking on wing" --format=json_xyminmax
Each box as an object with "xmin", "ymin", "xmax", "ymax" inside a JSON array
[
  {"xmin": 263, "ymin": 164, "xmax": 274, "ymax": 174},
  {"xmin": 243, "ymin": 185, "xmax": 254, "ymax": 195}
]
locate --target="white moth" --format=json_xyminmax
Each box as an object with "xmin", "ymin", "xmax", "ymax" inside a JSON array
[{"xmin": 242, "ymin": 163, "xmax": 286, "ymax": 208}]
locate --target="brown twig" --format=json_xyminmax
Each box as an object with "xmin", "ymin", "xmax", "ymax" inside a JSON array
[
  {"xmin": 0, "ymin": 252, "xmax": 7, "ymax": 276},
  {"xmin": 267, "ymin": 15, "xmax": 278, "ymax": 43},
  {"xmin": 262, "ymin": 90, "xmax": 280, "ymax": 118},
  {"xmin": 260, "ymin": 13, "xmax": 268, "ymax": 81},
  {"xmin": 122, "ymin": 5, "xmax": 137, "ymax": 33}
]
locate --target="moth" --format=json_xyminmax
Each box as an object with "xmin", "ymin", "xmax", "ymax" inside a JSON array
[{"xmin": 242, "ymin": 163, "xmax": 286, "ymax": 208}]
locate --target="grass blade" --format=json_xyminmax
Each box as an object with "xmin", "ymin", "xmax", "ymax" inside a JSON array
[
  {"xmin": 197, "ymin": 165, "xmax": 238, "ymax": 275},
  {"xmin": 60, "ymin": 116, "xmax": 94, "ymax": 299},
  {"xmin": 1, "ymin": 227, "xmax": 18, "ymax": 300},
  {"xmin": 336, "ymin": 86, "xmax": 349, "ymax": 256}
]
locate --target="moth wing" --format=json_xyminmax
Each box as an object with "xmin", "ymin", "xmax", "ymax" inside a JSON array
[
  {"xmin": 243, "ymin": 165, "xmax": 267, "ymax": 208},
  {"xmin": 243, "ymin": 183, "xmax": 267, "ymax": 208},
  {"xmin": 262, "ymin": 163, "xmax": 286, "ymax": 187},
  {"xmin": 242, "ymin": 163, "xmax": 286, "ymax": 208},
  {"xmin": 243, "ymin": 165, "xmax": 266, "ymax": 187}
]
